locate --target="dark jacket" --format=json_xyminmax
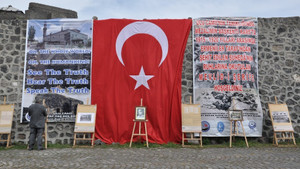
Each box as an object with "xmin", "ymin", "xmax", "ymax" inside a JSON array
[{"xmin": 28, "ymin": 103, "xmax": 47, "ymax": 128}]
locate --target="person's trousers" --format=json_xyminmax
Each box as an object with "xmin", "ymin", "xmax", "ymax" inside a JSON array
[{"xmin": 29, "ymin": 127, "xmax": 44, "ymax": 149}]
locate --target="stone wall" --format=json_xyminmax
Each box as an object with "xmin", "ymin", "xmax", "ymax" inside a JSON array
[
  {"xmin": 0, "ymin": 16, "xmax": 299, "ymax": 144},
  {"xmin": 25, "ymin": 3, "xmax": 77, "ymax": 19},
  {"xmin": 0, "ymin": 3, "xmax": 77, "ymax": 20},
  {"xmin": 257, "ymin": 17, "xmax": 300, "ymax": 139}
]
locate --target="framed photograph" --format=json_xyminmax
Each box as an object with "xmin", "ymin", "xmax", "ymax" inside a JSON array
[
  {"xmin": 135, "ymin": 106, "xmax": 146, "ymax": 121},
  {"xmin": 228, "ymin": 110, "xmax": 243, "ymax": 121},
  {"xmin": 76, "ymin": 112, "xmax": 95, "ymax": 124}
]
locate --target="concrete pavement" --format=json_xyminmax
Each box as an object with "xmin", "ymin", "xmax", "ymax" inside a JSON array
[{"xmin": 0, "ymin": 147, "xmax": 299, "ymax": 168}]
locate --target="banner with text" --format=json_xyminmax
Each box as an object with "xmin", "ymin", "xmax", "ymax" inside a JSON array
[
  {"xmin": 21, "ymin": 19, "xmax": 93, "ymax": 123},
  {"xmin": 193, "ymin": 17, "xmax": 262, "ymax": 136}
]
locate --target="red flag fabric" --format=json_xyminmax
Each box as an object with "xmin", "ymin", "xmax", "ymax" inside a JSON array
[{"xmin": 92, "ymin": 19, "xmax": 192, "ymax": 144}]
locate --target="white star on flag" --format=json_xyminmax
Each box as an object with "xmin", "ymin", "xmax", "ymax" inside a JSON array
[{"xmin": 130, "ymin": 66, "xmax": 154, "ymax": 90}]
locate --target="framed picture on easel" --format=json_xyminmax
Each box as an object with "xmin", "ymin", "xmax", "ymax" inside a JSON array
[
  {"xmin": 228, "ymin": 110, "xmax": 243, "ymax": 121},
  {"xmin": 135, "ymin": 106, "xmax": 146, "ymax": 121}
]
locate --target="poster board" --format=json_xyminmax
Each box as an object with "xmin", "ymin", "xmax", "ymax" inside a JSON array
[
  {"xmin": 268, "ymin": 103, "xmax": 293, "ymax": 132},
  {"xmin": 181, "ymin": 103, "xmax": 202, "ymax": 147},
  {"xmin": 0, "ymin": 104, "xmax": 14, "ymax": 133},
  {"xmin": 21, "ymin": 19, "xmax": 93, "ymax": 123},
  {"xmin": 193, "ymin": 17, "xmax": 263, "ymax": 137},
  {"xmin": 74, "ymin": 104, "xmax": 97, "ymax": 132},
  {"xmin": 181, "ymin": 104, "xmax": 202, "ymax": 132}
]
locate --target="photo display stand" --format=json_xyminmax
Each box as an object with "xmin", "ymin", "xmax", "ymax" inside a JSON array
[
  {"xmin": 73, "ymin": 104, "xmax": 97, "ymax": 148},
  {"xmin": 181, "ymin": 96, "xmax": 202, "ymax": 147},
  {"xmin": 0, "ymin": 97, "xmax": 14, "ymax": 148},
  {"xmin": 129, "ymin": 98, "xmax": 149, "ymax": 148},
  {"xmin": 268, "ymin": 97, "xmax": 296, "ymax": 146},
  {"xmin": 229, "ymin": 98, "xmax": 249, "ymax": 148}
]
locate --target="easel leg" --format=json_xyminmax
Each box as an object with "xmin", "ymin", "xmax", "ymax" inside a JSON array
[
  {"xmin": 129, "ymin": 122, "xmax": 137, "ymax": 147},
  {"xmin": 240, "ymin": 121, "xmax": 249, "ymax": 148},
  {"xmin": 291, "ymin": 132, "xmax": 296, "ymax": 145},
  {"xmin": 200, "ymin": 132, "xmax": 203, "ymax": 147},
  {"xmin": 6, "ymin": 134, "xmax": 11, "ymax": 148},
  {"xmin": 274, "ymin": 132, "xmax": 278, "ymax": 146},
  {"xmin": 230, "ymin": 122, "xmax": 233, "ymax": 148},
  {"xmin": 182, "ymin": 133, "xmax": 184, "ymax": 147},
  {"xmin": 138, "ymin": 122, "xmax": 141, "ymax": 142},
  {"xmin": 92, "ymin": 133, "xmax": 95, "ymax": 147},
  {"xmin": 144, "ymin": 122, "xmax": 149, "ymax": 148},
  {"xmin": 73, "ymin": 133, "xmax": 76, "ymax": 147}
]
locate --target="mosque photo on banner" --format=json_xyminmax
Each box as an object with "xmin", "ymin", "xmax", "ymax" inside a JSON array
[
  {"xmin": 193, "ymin": 17, "xmax": 263, "ymax": 137},
  {"xmin": 21, "ymin": 19, "xmax": 93, "ymax": 123}
]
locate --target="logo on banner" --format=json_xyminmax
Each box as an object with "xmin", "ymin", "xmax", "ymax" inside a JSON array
[
  {"xmin": 248, "ymin": 121, "xmax": 256, "ymax": 130},
  {"xmin": 115, "ymin": 21, "xmax": 169, "ymax": 90},
  {"xmin": 25, "ymin": 113, "xmax": 31, "ymax": 121},
  {"xmin": 202, "ymin": 121, "xmax": 210, "ymax": 132},
  {"xmin": 217, "ymin": 121, "xmax": 225, "ymax": 133}
]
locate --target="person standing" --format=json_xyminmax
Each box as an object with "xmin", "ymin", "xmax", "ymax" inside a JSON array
[{"xmin": 28, "ymin": 99, "xmax": 47, "ymax": 151}]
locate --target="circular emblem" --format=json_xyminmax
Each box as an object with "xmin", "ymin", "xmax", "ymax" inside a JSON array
[
  {"xmin": 202, "ymin": 121, "xmax": 210, "ymax": 132},
  {"xmin": 25, "ymin": 113, "xmax": 31, "ymax": 122},
  {"xmin": 248, "ymin": 121, "xmax": 256, "ymax": 129},
  {"xmin": 217, "ymin": 121, "xmax": 225, "ymax": 133}
]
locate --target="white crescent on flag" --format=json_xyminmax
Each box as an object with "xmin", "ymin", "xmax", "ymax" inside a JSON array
[
  {"xmin": 115, "ymin": 21, "xmax": 169, "ymax": 90},
  {"xmin": 115, "ymin": 21, "xmax": 169, "ymax": 67}
]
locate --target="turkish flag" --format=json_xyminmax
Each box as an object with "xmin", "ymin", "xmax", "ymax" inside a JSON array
[{"xmin": 92, "ymin": 19, "xmax": 191, "ymax": 144}]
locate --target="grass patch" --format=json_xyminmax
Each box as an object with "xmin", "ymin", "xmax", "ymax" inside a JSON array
[
  {"xmin": 99, "ymin": 142, "xmax": 181, "ymax": 148},
  {"xmin": 0, "ymin": 138, "xmax": 299, "ymax": 150}
]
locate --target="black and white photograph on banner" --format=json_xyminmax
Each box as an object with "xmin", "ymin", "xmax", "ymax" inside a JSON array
[{"xmin": 21, "ymin": 19, "xmax": 93, "ymax": 123}]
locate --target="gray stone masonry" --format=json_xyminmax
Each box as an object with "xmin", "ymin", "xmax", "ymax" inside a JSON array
[
  {"xmin": 0, "ymin": 3, "xmax": 77, "ymax": 20},
  {"xmin": 25, "ymin": 2, "xmax": 77, "ymax": 19},
  {"xmin": 0, "ymin": 16, "xmax": 299, "ymax": 144}
]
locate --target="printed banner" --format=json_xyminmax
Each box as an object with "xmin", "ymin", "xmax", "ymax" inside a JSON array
[
  {"xmin": 21, "ymin": 19, "xmax": 93, "ymax": 123},
  {"xmin": 193, "ymin": 17, "xmax": 263, "ymax": 136}
]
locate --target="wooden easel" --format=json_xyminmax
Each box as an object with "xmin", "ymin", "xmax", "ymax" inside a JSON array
[
  {"xmin": 229, "ymin": 99, "xmax": 249, "ymax": 148},
  {"xmin": 182, "ymin": 96, "xmax": 202, "ymax": 147},
  {"xmin": 0, "ymin": 97, "xmax": 14, "ymax": 148},
  {"xmin": 129, "ymin": 98, "xmax": 149, "ymax": 148},
  {"xmin": 269, "ymin": 97, "xmax": 296, "ymax": 146},
  {"xmin": 73, "ymin": 104, "xmax": 97, "ymax": 148}
]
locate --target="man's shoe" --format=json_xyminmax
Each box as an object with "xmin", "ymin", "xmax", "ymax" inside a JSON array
[
  {"xmin": 28, "ymin": 148, "xmax": 33, "ymax": 151},
  {"xmin": 37, "ymin": 148, "xmax": 44, "ymax": 151}
]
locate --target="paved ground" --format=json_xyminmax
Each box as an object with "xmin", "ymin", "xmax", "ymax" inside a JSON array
[{"xmin": 0, "ymin": 147, "xmax": 299, "ymax": 168}]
